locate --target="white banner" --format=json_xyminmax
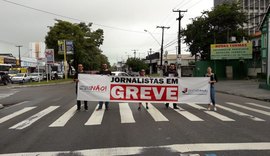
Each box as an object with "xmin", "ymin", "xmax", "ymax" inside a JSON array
[{"xmin": 77, "ymin": 75, "xmax": 211, "ymax": 104}]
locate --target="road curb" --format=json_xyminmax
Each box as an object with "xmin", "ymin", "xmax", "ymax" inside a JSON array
[
  {"xmin": 0, "ymin": 104, "xmax": 3, "ymax": 109},
  {"xmin": 8, "ymin": 81, "xmax": 74, "ymax": 89},
  {"xmin": 216, "ymin": 90, "xmax": 270, "ymax": 102}
]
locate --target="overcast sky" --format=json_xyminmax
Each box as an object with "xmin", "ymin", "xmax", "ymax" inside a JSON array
[{"xmin": 0, "ymin": 0, "xmax": 213, "ymax": 64}]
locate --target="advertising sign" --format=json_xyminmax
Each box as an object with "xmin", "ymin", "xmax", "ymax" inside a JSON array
[
  {"xmin": 45, "ymin": 49, "xmax": 54, "ymax": 64},
  {"xmin": 211, "ymin": 43, "xmax": 252, "ymax": 60}
]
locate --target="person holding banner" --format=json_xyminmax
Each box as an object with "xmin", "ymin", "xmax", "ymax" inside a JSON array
[
  {"xmin": 138, "ymin": 69, "xmax": 149, "ymax": 110},
  {"xmin": 206, "ymin": 67, "xmax": 218, "ymax": 111},
  {"xmin": 164, "ymin": 64, "xmax": 179, "ymax": 109},
  {"xmin": 74, "ymin": 64, "xmax": 88, "ymax": 111},
  {"xmin": 97, "ymin": 64, "xmax": 112, "ymax": 111}
]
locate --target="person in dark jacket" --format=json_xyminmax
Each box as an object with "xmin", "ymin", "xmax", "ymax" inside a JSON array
[
  {"xmin": 97, "ymin": 63, "xmax": 112, "ymax": 110},
  {"xmin": 74, "ymin": 64, "xmax": 88, "ymax": 111},
  {"xmin": 164, "ymin": 63, "xmax": 179, "ymax": 109}
]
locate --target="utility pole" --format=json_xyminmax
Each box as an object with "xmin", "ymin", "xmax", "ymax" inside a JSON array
[
  {"xmin": 173, "ymin": 9, "xmax": 187, "ymax": 77},
  {"xmin": 132, "ymin": 49, "xmax": 138, "ymax": 58},
  {"xmin": 16, "ymin": 45, "xmax": 23, "ymax": 67},
  {"xmin": 157, "ymin": 26, "xmax": 170, "ymax": 76},
  {"xmin": 148, "ymin": 48, "xmax": 153, "ymax": 74}
]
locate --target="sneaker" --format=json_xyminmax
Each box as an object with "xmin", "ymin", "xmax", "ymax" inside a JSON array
[
  {"xmin": 105, "ymin": 108, "xmax": 109, "ymax": 111},
  {"xmin": 76, "ymin": 108, "xmax": 81, "ymax": 111},
  {"xmin": 173, "ymin": 107, "xmax": 179, "ymax": 109},
  {"xmin": 207, "ymin": 104, "xmax": 211, "ymax": 111},
  {"xmin": 146, "ymin": 106, "xmax": 149, "ymax": 109},
  {"xmin": 96, "ymin": 108, "xmax": 102, "ymax": 111},
  {"xmin": 213, "ymin": 107, "xmax": 217, "ymax": 111},
  {"xmin": 165, "ymin": 103, "xmax": 169, "ymax": 108}
]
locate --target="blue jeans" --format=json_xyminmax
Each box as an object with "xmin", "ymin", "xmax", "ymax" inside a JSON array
[
  {"xmin": 210, "ymin": 86, "xmax": 216, "ymax": 106},
  {"xmin": 98, "ymin": 101, "xmax": 109, "ymax": 109}
]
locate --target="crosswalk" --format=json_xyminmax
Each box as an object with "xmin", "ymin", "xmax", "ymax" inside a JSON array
[{"xmin": 0, "ymin": 101, "xmax": 270, "ymax": 130}]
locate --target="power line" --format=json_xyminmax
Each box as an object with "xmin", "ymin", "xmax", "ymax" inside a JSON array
[{"xmin": 1, "ymin": 0, "xmax": 146, "ymax": 34}]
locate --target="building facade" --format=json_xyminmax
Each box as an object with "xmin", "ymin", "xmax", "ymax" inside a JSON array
[{"xmin": 214, "ymin": 0, "xmax": 270, "ymax": 35}]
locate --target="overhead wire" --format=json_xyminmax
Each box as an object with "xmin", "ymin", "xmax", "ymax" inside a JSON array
[{"xmin": 1, "ymin": 0, "xmax": 146, "ymax": 34}]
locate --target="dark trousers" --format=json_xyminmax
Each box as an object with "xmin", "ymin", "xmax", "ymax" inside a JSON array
[
  {"xmin": 98, "ymin": 101, "xmax": 109, "ymax": 109},
  {"xmin": 77, "ymin": 100, "xmax": 88, "ymax": 110},
  {"xmin": 210, "ymin": 86, "xmax": 216, "ymax": 106},
  {"xmin": 165, "ymin": 103, "xmax": 177, "ymax": 108}
]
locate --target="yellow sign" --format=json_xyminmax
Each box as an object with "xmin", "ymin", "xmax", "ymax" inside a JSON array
[
  {"xmin": 0, "ymin": 56, "xmax": 4, "ymax": 64},
  {"xmin": 210, "ymin": 43, "xmax": 252, "ymax": 60}
]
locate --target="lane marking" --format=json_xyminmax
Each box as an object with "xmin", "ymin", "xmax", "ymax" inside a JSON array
[
  {"xmin": 226, "ymin": 102, "xmax": 270, "ymax": 116},
  {"xmin": 217, "ymin": 104, "xmax": 265, "ymax": 121},
  {"xmin": 119, "ymin": 103, "xmax": 135, "ymax": 123},
  {"xmin": 245, "ymin": 102, "xmax": 270, "ymax": 110},
  {"xmin": 169, "ymin": 104, "xmax": 203, "ymax": 121},
  {"xmin": 49, "ymin": 105, "xmax": 77, "ymax": 127},
  {"xmin": 188, "ymin": 103, "xmax": 235, "ymax": 121},
  {"xmin": 142, "ymin": 102, "xmax": 169, "ymax": 122},
  {"xmin": 9, "ymin": 106, "xmax": 59, "ymax": 130},
  {"xmin": 85, "ymin": 104, "xmax": 105, "ymax": 125},
  {"xmin": 0, "ymin": 107, "xmax": 36, "ymax": 124},
  {"xmin": 1, "ymin": 142, "xmax": 270, "ymax": 155}
]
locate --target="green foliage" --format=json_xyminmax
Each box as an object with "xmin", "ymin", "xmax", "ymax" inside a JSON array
[
  {"xmin": 45, "ymin": 20, "xmax": 110, "ymax": 70},
  {"xmin": 126, "ymin": 58, "xmax": 148, "ymax": 72},
  {"xmin": 182, "ymin": 2, "xmax": 248, "ymax": 60}
]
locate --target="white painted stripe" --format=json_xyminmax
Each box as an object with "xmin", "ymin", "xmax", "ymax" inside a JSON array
[
  {"xmin": 188, "ymin": 103, "xmax": 234, "ymax": 121},
  {"xmin": 187, "ymin": 103, "xmax": 206, "ymax": 110},
  {"xmin": 142, "ymin": 102, "xmax": 169, "ymax": 122},
  {"xmin": 119, "ymin": 103, "xmax": 135, "ymax": 123},
  {"xmin": 217, "ymin": 105, "xmax": 265, "ymax": 121},
  {"xmin": 204, "ymin": 111, "xmax": 235, "ymax": 121},
  {"xmin": 0, "ymin": 107, "xmax": 36, "ymax": 124},
  {"xmin": 85, "ymin": 104, "xmax": 105, "ymax": 125},
  {"xmin": 227, "ymin": 102, "xmax": 270, "ymax": 116},
  {"xmin": 2, "ymin": 142, "xmax": 270, "ymax": 156},
  {"xmin": 9, "ymin": 106, "xmax": 59, "ymax": 130},
  {"xmin": 167, "ymin": 142, "xmax": 270, "ymax": 153},
  {"xmin": 49, "ymin": 105, "xmax": 77, "ymax": 127},
  {"xmin": 246, "ymin": 102, "xmax": 270, "ymax": 110},
  {"xmin": 169, "ymin": 105, "xmax": 203, "ymax": 121}
]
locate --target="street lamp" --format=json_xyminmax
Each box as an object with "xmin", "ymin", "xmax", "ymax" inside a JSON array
[
  {"xmin": 144, "ymin": 30, "xmax": 161, "ymax": 46},
  {"xmin": 16, "ymin": 45, "xmax": 22, "ymax": 67}
]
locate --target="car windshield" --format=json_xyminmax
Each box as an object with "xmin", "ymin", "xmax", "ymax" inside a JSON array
[
  {"xmin": 30, "ymin": 73, "xmax": 39, "ymax": 76},
  {"xmin": 15, "ymin": 73, "xmax": 25, "ymax": 77},
  {"xmin": 9, "ymin": 70, "xmax": 18, "ymax": 74}
]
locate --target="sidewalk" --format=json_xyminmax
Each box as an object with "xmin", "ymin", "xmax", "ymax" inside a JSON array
[{"xmin": 215, "ymin": 80, "xmax": 270, "ymax": 102}]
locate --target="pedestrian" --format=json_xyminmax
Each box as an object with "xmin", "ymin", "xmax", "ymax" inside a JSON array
[
  {"xmin": 206, "ymin": 67, "xmax": 218, "ymax": 111},
  {"xmin": 164, "ymin": 63, "xmax": 179, "ymax": 109},
  {"xmin": 138, "ymin": 69, "xmax": 149, "ymax": 110},
  {"xmin": 74, "ymin": 64, "xmax": 88, "ymax": 111},
  {"xmin": 97, "ymin": 63, "xmax": 112, "ymax": 111}
]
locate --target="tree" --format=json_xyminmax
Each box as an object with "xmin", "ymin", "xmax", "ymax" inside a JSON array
[
  {"xmin": 126, "ymin": 58, "xmax": 148, "ymax": 72},
  {"xmin": 182, "ymin": 2, "xmax": 248, "ymax": 60},
  {"xmin": 45, "ymin": 20, "xmax": 110, "ymax": 71}
]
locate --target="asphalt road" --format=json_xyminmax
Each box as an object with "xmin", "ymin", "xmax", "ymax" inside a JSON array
[{"xmin": 0, "ymin": 83, "xmax": 270, "ymax": 156}]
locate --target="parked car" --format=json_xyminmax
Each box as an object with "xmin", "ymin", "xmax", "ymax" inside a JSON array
[
  {"xmin": 11, "ymin": 73, "xmax": 31, "ymax": 84},
  {"xmin": 111, "ymin": 71, "xmax": 130, "ymax": 76},
  {"xmin": 29, "ymin": 73, "xmax": 43, "ymax": 82},
  {"xmin": 0, "ymin": 72, "xmax": 11, "ymax": 85}
]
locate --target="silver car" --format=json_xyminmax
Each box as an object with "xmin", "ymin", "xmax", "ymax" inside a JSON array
[{"xmin": 11, "ymin": 73, "xmax": 31, "ymax": 83}]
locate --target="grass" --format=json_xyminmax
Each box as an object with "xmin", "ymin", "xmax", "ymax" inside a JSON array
[{"xmin": 26, "ymin": 78, "xmax": 73, "ymax": 85}]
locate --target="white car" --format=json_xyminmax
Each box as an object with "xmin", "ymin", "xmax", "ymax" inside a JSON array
[
  {"xmin": 29, "ymin": 73, "xmax": 43, "ymax": 82},
  {"xmin": 11, "ymin": 73, "xmax": 31, "ymax": 83},
  {"xmin": 111, "ymin": 71, "xmax": 130, "ymax": 76}
]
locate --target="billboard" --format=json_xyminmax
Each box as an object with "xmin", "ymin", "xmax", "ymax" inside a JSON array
[
  {"xmin": 57, "ymin": 40, "xmax": 73, "ymax": 55},
  {"xmin": 210, "ymin": 43, "xmax": 252, "ymax": 60},
  {"xmin": 45, "ymin": 49, "xmax": 54, "ymax": 64}
]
